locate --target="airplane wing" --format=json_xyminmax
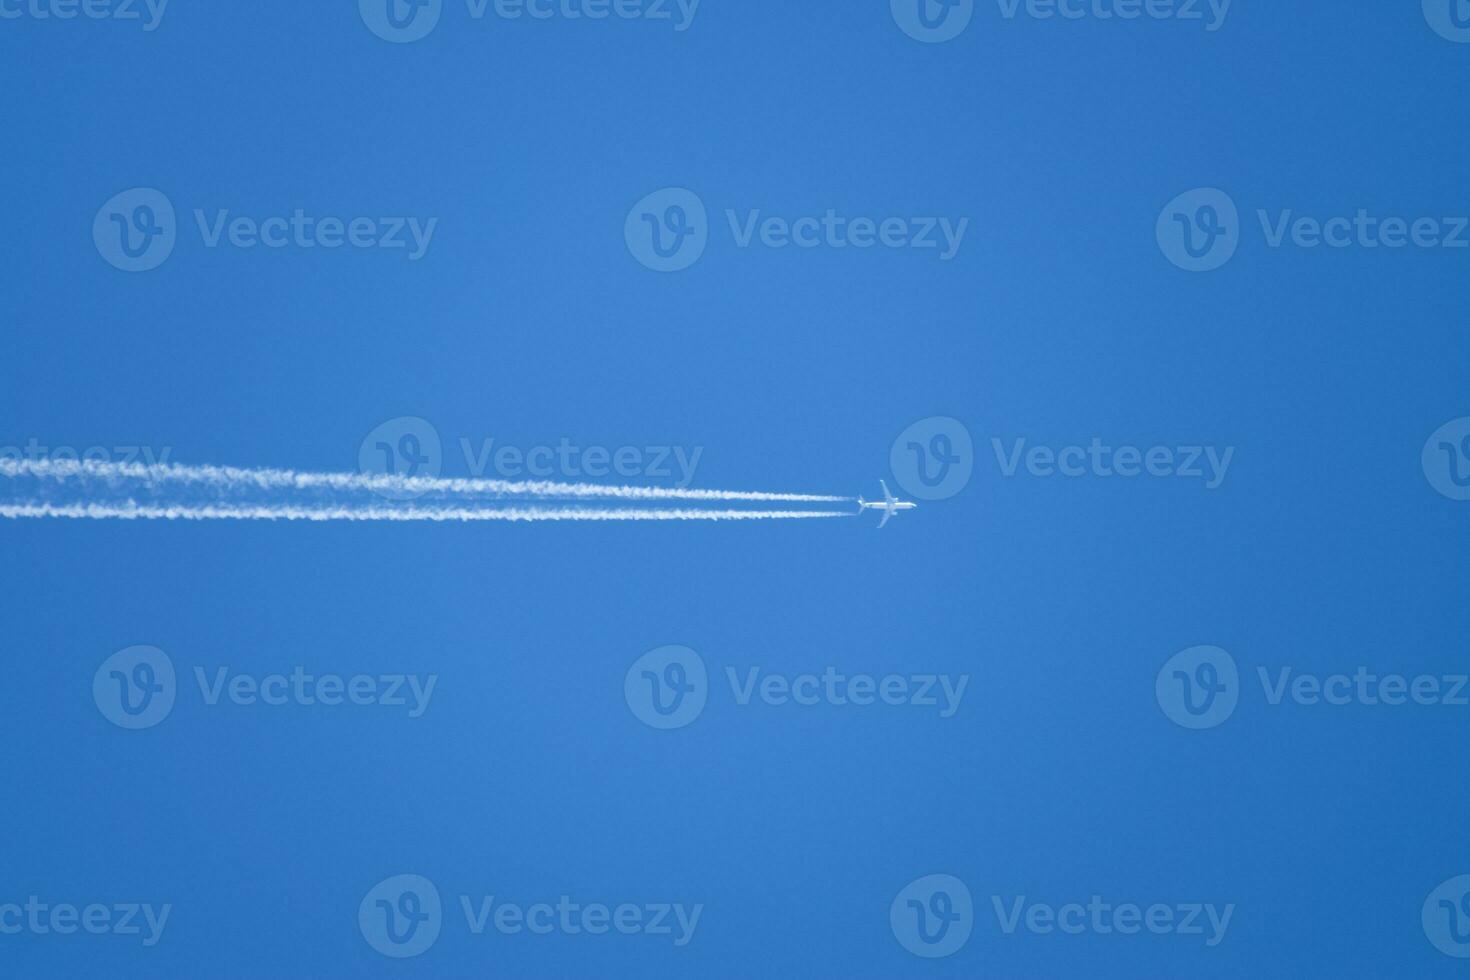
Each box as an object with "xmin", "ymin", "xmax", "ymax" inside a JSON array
[
  {"xmin": 880, "ymin": 480, "xmax": 895, "ymax": 506},
  {"xmin": 878, "ymin": 508, "xmax": 892, "ymax": 529}
]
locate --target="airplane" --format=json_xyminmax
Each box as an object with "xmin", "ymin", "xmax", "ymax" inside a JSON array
[{"xmin": 857, "ymin": 480, "xmax": 918, "ymax": 528}]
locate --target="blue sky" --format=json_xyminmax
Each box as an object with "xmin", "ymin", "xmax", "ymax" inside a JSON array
[{"xmin": 2, "ymin": 1, "xmax": 1470, "ymax": 976}]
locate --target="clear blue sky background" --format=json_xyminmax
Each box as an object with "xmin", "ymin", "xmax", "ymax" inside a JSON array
[{"xmin": 3, "ymin": 2, "xmax": 1469, "ymax": 976}]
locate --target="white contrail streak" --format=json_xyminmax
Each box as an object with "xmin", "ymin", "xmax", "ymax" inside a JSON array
[
  {"xmin": 0, "ymin": 458, "xmax": 852, "ymax": 504},
  {"xmin": 0, "ymin": 503, "xmax": 852, "ymax": 523}
]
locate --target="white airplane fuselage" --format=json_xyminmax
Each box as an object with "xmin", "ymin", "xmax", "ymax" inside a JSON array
[
  {"xmin": 857, "ymin": 499, "xmax": 918, "ymax": 515},
  {"xmin": 857, "ymin": 481, "xmax": 918, "ymax": 528}
]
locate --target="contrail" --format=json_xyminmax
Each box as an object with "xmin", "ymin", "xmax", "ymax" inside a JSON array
[
  {"xmin": 0, "ymin": 457, "xmax": 855, "ymax": 523},
  {"xmin": 0, "ymin": 458, "xmax": 852, "ymax": 504},
  {"xmin": 0, "ymin": 503, "xmax": 852, "ymax": 523}
]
